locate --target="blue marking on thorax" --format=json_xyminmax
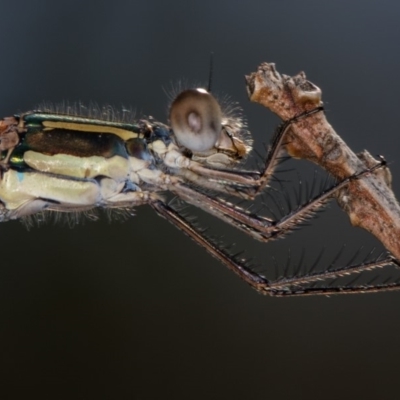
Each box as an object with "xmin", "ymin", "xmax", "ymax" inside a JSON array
[{"xmin": 17, "ymin": 172, "xmax": 24, "ymax": 182}]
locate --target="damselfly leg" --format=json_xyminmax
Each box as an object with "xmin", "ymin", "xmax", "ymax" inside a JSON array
[
  {"xmin": 151, "ymin": 198, "xmax": 397, "ymax": 296},
  {"xmin": 150, "ymin": 111, "xmax": 397, "ymax": 296}
]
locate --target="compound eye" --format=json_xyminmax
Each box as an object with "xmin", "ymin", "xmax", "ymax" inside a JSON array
[{"xmin": 169, "ymin": 88, "xmax": 222, "ymax": 152}]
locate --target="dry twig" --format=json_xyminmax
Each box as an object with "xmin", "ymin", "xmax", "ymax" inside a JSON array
[{"xmin": 245, "ymin": 62, "xmax": 400, "ymax": 260}]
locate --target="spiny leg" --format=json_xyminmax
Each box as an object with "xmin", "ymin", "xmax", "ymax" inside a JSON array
[
  {"xmin": 170, "ymin": 164, "xmax": 399, "ymax": 289},
  {"xmin": 268, "ymin": 252, "xmax": 395, "ymax": 291},
  {"xmin": 150, "ymin": 198, "xmax": 400, "ymax": 296},
  {"xmin": 162, "ymin": 104, "xmax": 398, "ymax": 294},
  {"xmin": 150, "ymin": 198, "xmax": 267, "ymax": 291},
  {"xmin": 270, "ymin": 279, "xmax": 400, "ymax": 297},
  {"xmin": 169, "ymin": 157, "xmax": 387, "ymax": 242},
  {"xmin": 252, "ymin": 107, "xmax": 325, "ymax": 196},
  {"xmin": 175, "ymin": 107, "xmax": 324, "ymax": 199}
]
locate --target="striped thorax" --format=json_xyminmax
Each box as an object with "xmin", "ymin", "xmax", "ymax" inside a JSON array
[{"xmin": 0, "ymin": 89, "xmax": 250, "ymax": 222}]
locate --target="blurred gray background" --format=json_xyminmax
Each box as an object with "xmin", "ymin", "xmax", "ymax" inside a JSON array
[{"xmin": 0, "ymin": 1, "xmax": 399, "ymax": 399}]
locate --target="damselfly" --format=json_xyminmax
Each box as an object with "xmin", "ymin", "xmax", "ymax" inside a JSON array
[{"xmin": 0, "ymin": 69, "xmax": 397, "ymax": 296}]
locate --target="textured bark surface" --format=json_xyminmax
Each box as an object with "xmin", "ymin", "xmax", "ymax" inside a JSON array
[{"xmin": 246, "ymin": 62, "xmax": 400, "ymax": 260}]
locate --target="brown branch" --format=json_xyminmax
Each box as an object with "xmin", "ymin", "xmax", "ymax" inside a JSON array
[{"xmin": 245, "ymin": 62, "xmax": 400, "ymax": 260}]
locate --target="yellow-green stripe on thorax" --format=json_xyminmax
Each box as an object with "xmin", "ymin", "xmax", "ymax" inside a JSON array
[{"xmin": 9, "ymin": 111, "xmax": 171, "ymax": 178}]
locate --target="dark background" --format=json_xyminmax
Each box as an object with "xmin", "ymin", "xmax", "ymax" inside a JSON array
[{"xmin": 0, "ymin": 1, "xmax": 399, "ymax": 399}]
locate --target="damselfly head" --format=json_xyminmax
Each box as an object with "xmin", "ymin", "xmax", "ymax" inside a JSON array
[{"xmin": 169, "ymin": 88, "xmax": 251, "ymax": 167}]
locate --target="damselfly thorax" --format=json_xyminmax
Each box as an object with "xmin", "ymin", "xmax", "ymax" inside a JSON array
[
  {"xmin": 0, "ymin": 89, "xmax": 250, "ymax": 220},
  {"xmin": 0, "ymin": 85, "xmax": 394, "ymax": 296}
]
